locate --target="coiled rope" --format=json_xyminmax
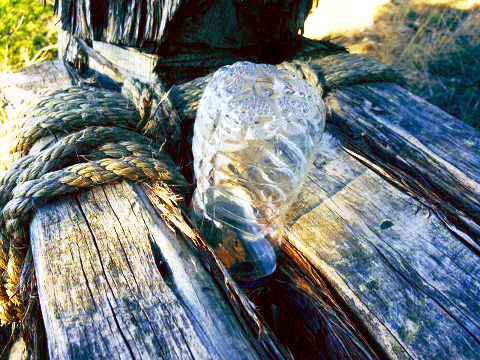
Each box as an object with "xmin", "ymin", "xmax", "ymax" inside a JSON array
[{"xmin": 0, "ymin": 53, "xmax": 401, "ymax": 328}]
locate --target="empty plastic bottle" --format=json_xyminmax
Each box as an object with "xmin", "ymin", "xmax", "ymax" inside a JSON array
[{"xmin": 189, "ymin": 61, "xmax": 326, "ymax": 284}]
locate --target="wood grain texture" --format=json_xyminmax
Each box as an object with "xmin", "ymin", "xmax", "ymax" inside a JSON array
[
  {"xmin": 90, "ymin": 41, "xmax": 157, "ymax": 83},
  {"xmin": 326, "ymin": 83, "xmax": 480, "ymax": 241},
  {"xmin": 85, "ymin": 35, "xmax": 345, "ymax": 87},
  {"xmin": 285, "ymin": 131, "xmax": 480, "ymax": 360},
  {"xmin": 30, "ymin": 181, "xmax": 262, "ymax": 360},
  {"xmin": 0, "ymin": 60, "xmax": 71, "ymax": 121}
]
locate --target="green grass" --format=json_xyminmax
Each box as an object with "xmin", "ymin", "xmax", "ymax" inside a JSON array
[{"xmin": 0, "ymin": 0, "xmax": 57, "ymax": 73}]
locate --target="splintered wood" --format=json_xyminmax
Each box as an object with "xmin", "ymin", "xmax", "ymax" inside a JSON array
[
  {"xmin": 284, "ymin": 134, "xmax": 480, "ymax": 358},
  {"xmin": 30, "ymin": 181, "xmax": 260, "ymax": 359},
  {"xmin": 328, "ymin": 83, "xmax": 480, "ymax": 240},
  {"xmin": 282, "ymin": 81, "xmax": 480, "ymax": 360}
]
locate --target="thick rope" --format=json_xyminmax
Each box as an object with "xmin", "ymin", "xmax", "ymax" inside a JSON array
[
  {"xmin": 0, "ymin": 87, "xmax": 141, "ymax": 169},
  {"xmin": 311, "ymin": 53, "xmax": 403, "ymax": 89},
  {"xmin": 277, "ymin": 60, "xmax": 321, "ymax": 94},
  {"xmin": 0, "ymin": 85, "xmax": 190, "ymax": 324},
  {"xmin": 122, "ymin": 76, "xmax": 182, "ymax": 148},
  {"xmin": 0, "ymin": 53, "xmax": 401, "ymax": 327}
]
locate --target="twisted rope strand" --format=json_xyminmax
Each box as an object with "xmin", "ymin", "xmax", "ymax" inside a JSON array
[
  {"xmin": 277, "ymin": 60, "xmax": 321, "ymax": 94},
  {"xmin": 0, "ymin": 88, "xmax": 141, "ymax": 169},
  {"xmin": 0, "ymin": 128, "xmax": 182, "ymax": 277},
  {"xmin": 0, "ymin": 101, "xmax": 188, "ymax": 323},
  {"xmin": 122, "ymin": 77, "xmax": 182, "ymax": 148},
  {"xmin": 1, "ymin": 155, "xmax": 186, "ymax": 317}
]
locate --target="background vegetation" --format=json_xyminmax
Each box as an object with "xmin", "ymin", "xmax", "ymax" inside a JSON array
[
  {"xmin": 0, "ymin": 0, "xmax": 57, "ymax": 73},
  {"xmin": 305, "ymin": 0, "xmax": 480, "ymax": 128},
  {"xmin": 0, "ymin": 1, "xmax": 479, "ymax": 126}
]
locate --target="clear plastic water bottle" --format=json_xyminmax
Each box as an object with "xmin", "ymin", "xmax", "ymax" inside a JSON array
[{"xmin": 189, "ymin": 62, "xmax": 326, "ymax": 284}]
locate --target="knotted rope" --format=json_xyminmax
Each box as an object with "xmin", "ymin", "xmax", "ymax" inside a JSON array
[{"xmin": 0, "ymin": 53, "xmax": 401, "ymax": 330}]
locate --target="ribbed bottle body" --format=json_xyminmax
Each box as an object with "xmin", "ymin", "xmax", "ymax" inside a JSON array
[{"xmin": 190, "ymin": 62, "xmax": 326, "ymax": 283}]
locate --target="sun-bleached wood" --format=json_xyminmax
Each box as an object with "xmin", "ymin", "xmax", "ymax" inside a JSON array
[
  {"xmin": 284, "ymin": 130, "xmax": 480, "ymax": 360},
  {"xmin": 82, "ymin": 42, "xmax": 480, "ymax": 238},
  {"xmin": 281, "ymin": 80, "xmax": 480, "ymax": 360},
  {"xmin": 30, "ymin": 181, "xmax": 262, "ymax": 359},
  {"xmin": 326, "ymin": 83, "xmax": 480, "ymax": 241}
]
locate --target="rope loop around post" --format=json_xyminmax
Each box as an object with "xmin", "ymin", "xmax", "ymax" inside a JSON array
[{"xmin": 122, "ymin": 76, "xmax": 183, "ymax": 150}]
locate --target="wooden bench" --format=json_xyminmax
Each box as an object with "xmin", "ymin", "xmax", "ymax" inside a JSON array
[{"xmin": 1, "ymin": 44, "xmax": 479, "ymax": 360}]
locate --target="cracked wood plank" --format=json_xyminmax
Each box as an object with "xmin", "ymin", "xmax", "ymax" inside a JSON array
[
  {"xmin": 30, "ymin": 181, "xmax": 262, "ymax": 359},
  {"xmin": 0, "ymin": 60, "xmax": 71, "ymax": 122},
  {"xmin": 285, "ymin": 131, "xmax": 480, "ymax": 360},
  {"xmin": 326, "ymin": 82, "xmax": 480, "ymax": 240}
]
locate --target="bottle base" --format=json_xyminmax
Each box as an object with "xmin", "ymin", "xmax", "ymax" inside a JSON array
[{"xmin": 189, "ymin": 189, "xmax": 278, "ymax": 283}]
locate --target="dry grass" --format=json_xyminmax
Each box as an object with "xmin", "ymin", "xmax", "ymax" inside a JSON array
[{"xmin": 305, "ymin": 0, "xmax": 480, "ymax": 128}]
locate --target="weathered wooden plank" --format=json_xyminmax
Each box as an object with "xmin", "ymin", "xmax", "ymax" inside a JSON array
[
  {"xmin": 59, "ymin": 31, "xmax": 158, "ymax": 84},
  {"xmin": 0, "ymin": 60, "xmax": 70, "ymax": 94},
  {"xmin": 91, "ymin": 41, "xmax": 157, "ymax": 83},
  {"xmin": 62, "ymin": 29, "xmax": 253, "ymax": 87},
  {"xmin": 0, "ymin": 60, "xmax": 71, "ymax": 121},
  {"xmin": 30, "ymin": 181, "xmax": 262, "ymax": 360},
  {"xmin": 325, "ymin": 82, "xmax": 480, "ymax": 240},
  {"xmin": 285, "ymin": 131, "xmax": 480, "ymax": 360},
  {"xmin": 70, "ymin": 44, "xmax": 480, "ymax": 359},
  {"xmin": 82, "ymin": 43, "xmax": 480, "ymax": 237},
  {"xmin": 86, "ymin": 36, "xmax": 258, "ymax": 87}
]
